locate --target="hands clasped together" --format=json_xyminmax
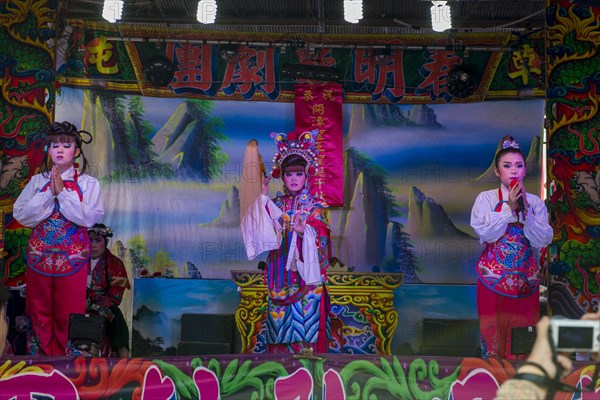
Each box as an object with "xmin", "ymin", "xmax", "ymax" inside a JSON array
[{"xmin": 50, "ymin": 166, "xmax": 65, "ymax": 196}]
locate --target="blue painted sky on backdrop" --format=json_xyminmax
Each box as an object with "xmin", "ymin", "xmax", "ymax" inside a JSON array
[
  {"xmin": 348, "ymin": 100, "xmax": 545, "ymax": 170},
  {"xmin": 56, "ymin": 88, "xmax": 544, "ymax": 170}
]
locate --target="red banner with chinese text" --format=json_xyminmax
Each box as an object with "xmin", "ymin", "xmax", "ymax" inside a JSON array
[{"xmin": 294, "ymin": 84, "xmax": 343, "ymax": 207}]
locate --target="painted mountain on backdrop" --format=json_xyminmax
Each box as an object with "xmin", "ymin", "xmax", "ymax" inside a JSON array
[
  {"xmin": 81, "ymin": 93, "xmax": 228, "ymax": 182},
  {"xmin": 364, "ymin": 103, "xmax": 442, "ymax": 128},
  {"xmin": 406, "ymin": 186, "xmax": 473, "ymax": 239},
  {"xmin": 474, "ymin": 135, "xmax": 542, "ymax": 184}
]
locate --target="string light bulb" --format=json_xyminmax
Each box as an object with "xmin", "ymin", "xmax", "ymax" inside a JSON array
[
  {"xmin": 343, "ymin": 0, "xmax": 363, "ymax": 24},
  {"xmin": 197, "ymin": 0, "xmax": 217, "ymax": 24},
  {"xmin": 430, "ymin": 1, "xmax": 452, "ymax": 32},
  {"xmin": 102, "ymin": 0, "xmax": 123, "ymax": 23}
]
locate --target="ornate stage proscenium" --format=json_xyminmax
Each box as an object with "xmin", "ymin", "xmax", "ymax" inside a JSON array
[{"xmin": 231, "ymin": 270, "xmax": 403, "ymax": 355}]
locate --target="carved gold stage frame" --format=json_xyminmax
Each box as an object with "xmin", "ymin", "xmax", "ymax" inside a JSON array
[{"xmin": 230, "ymin": 270, "xmax": 403, "ymax": 355}]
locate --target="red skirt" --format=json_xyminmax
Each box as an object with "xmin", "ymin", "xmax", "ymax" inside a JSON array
[{"xmin": 477, "ymin": 280, "xmax": 539, "ymax": 359}]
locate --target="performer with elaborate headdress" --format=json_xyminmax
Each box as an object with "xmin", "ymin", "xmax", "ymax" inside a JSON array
[{"xmin": 240, "ymin": 130, "xmax": 331, "ymax": 354}]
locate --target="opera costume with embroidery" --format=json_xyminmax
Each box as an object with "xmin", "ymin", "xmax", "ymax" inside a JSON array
[
  {"xmin": 240, "ymin": 132, "xmax": 332, "ymax": 353},
  {"xmin": 470, "ymin": 136, "xmax": 552, "ymax": 360},
  {"xmin": 13, "ymin": 122, "xmax": 104, "ymax": 356},
  {"xmin": 87, "ymin": 248, "xmax": 130, "ymax": 312},
  {"xmin": 86, "ymin": 223, "xmax": 131, "ymax": 358}
]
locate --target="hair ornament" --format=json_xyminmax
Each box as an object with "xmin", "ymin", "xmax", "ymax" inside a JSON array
[
  {"xmin": 87, "ymin": 224, "xmax": 114, "ymax": 238},
  {"xmin": 48, "ymin": 121, "xmax": 93, "ymax": 145},
  {"xmin": 79, "ymin": 130, "xmax": 93, "ymax": 144},
  {"xmin": 502, "ymin": 139, "xmax": 519, "ymax": 149},
  {"xmin": 270, "ymin": 129, "xmax": 319, "ymax": 179}
]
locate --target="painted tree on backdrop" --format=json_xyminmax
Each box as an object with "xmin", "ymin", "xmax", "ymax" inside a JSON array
[
  {"xmin": 182, "ymin": 100, "xmax": 229, "ymax": 182},
  {"xmin": 344, "ymin": 147, "xmax": 418, "ymax": 278},
  {"xmin": 92, "ymin": 93, "xmax": 229, "ymax": 183},
  {"xmin": 147, "ymin": 98, "xmax": 229, "ymax": 182},
  {"xmin": 94, "ymin": 91, "xmax": 175, "ymax": 181},
  {"xmin": 128, "ymin": 96, "xmax": 158, "ymax": 166}
]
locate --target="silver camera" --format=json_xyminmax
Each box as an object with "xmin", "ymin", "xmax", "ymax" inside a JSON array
[{"xmin": 550, "ymin": 318, "xmax": 600, "ymax": 353}]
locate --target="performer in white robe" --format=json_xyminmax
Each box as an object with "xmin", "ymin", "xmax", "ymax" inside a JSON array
[{"xmin": 240, "ymin": 131, "xmax": 331, "ymax": 353}]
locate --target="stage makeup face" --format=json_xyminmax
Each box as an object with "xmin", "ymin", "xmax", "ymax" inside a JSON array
[
  {"xmin": 283, "ymin": 170, "xmax": 307, "ymax": 195},
  {"xmin": 48, "ymin": 138, "xmax": 80, "ymax": 173},
  {"xmin": 494, "ymin": 152, "xmax": 526, "ymax": 190}
]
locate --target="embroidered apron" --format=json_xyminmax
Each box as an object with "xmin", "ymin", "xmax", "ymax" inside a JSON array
[
  {"xmin": 25, "ymin": 176, "xmax": 90, "ymax": 355},
  {"xmin": 26, "ymin": 180, "xmax": 90, "ymax": 276},
  {"xmin": 475, "ymin": 188, "xmax": 539, "ymax": 298}
]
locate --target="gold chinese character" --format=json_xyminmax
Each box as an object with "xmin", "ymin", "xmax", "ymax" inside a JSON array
[
  {"xmin": 86, "ymin": 36, "xmax": 119, "ymax": 74},
  {"xmin": 312, "ymin": 103, "xmax": 325, "ymax": 115}
]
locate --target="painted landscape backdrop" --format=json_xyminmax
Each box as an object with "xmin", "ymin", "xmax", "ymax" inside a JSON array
[
  {"xmin": 52, "ymin": 88, "xmax": 545, "ymax": 356},
  {"xmin": 55, "ymin": 88, "xmax": 545, "ymax": 285}
]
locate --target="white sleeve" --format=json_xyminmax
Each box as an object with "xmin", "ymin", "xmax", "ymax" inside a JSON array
[
  {"xmin": 299, "ymin": 226, "xmax": 321, "ymax": 285},
  {"xmin": 523, "ymin": 194, "xmax": 553, "ymax": 248},
  {"xmin": 285, "ymin": 226, "xmax": 321, "ymax": 285},
  {"xmin": 12, "ymin": 174, "xmax": 55, "ymax": 228},
  {"xmin": 470, "ymin": 190, "xmax": 516, "ymax": 244},
  {"xmin": 56, "ymin": 174, "xmax": 104, "ymax": 227},
  {"xmin": 241, "ymin": 194, "xmax": 283, "ymax": 260}
]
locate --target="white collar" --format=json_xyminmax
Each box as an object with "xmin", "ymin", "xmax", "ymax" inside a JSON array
[{"xmin": 60, "ymin": 166, "xmax": 76, "ymax": 180}]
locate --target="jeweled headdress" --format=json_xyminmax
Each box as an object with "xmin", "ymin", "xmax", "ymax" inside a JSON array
[
  {"xmin": 270, "ymin": 129, "xmax": 319, "ymax": 179},
  {"xmin": 88, "ymin": 223, "xmax": 114, "ymax": 238}
]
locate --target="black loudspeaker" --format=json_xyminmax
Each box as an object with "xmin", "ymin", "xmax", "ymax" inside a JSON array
[
  {"xmin": 69, "ymin": 313, "xmax": 106, "ymax": 356},
  {"xmin": 178, "ymin": 314, "xmax": 236, "ymax": 355},
  {"xmin": 180, "ymin": 314, "xmax": 235, "ymax": 342},
  {"xmin": 177, "ymin": 341, "xmax": 232, "ymax": 356},
  {"xmin": 447, "ymin": 65, "xmax": 479, "ymax": 98},
  {"xmin": 69, "ymin": 313, "xmax": 105, "ymax": 344},
  {"xmin": 143, "ymin": 56, "xmax": 176, "ymax": 87},
  {"xmin": 420, "ymin": 318, "xmax": 480, "ymax": 357},
  {"xmin": 511, "ymin": 326, "xmax": 537, "ymax": 355}
]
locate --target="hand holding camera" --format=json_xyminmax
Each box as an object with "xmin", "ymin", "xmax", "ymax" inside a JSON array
[
  {"xmin": 497, "ymin": 312, "xmax": 600, "ymax": 400},
  {"xmin": 550, "ymin": 317, "xmax": 600, "ymax": 353}
]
